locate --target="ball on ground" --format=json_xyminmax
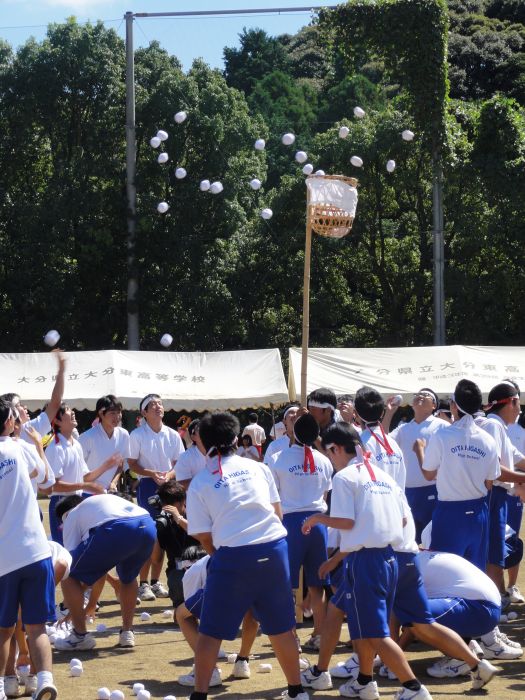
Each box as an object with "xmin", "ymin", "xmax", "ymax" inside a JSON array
[{"xmin": 98, "ymin": 690, "xmax": 111, "ymax": 700}]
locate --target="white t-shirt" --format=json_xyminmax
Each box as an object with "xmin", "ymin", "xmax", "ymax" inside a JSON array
[
  {"xmin": 395, "ymin": 492, "xmax": 420, "ymax": 554},
  {"xmin": 270, "ymin": 444, "xmax": 332, "ymax": 515},
  {"xmin": 330, "ymin": 459, "xmax": 405, "ymax": 553},
  {"xmin": 508, "ymin": 422, "xmax": 525, "ymax": 455},
  {"xmin": 423, "ymin": 415, "xmax": 500, "ymax": 501},
  {"xmin": 48, "ymin": 540, "xmax": 72, "ymax": 579},
  {"xmin": 187, "ymin": 454, "xmax": 287, "ymax": 548},
  {"xmin": 360, "ymin": 426, "xmax": 406, "ymax": 490},
  {"xmin": 182, "ymin": 554, "xmax": 210, "ymax": 600},
  {"xmin": 242, "ymin": 423, "xmax": 266, "ymax": 446},
  {"xmin": 62, "ymin": 494, "xmax": 149, "ymax": 551},
  {"xmin": 21, "ymin": 412, "xmax": 52, "ymax": 444},
  {"xmin": 175, "ymin": 443, "xmax": 206, "ymax": 482},
  {"xmin": 264, "ymin": 435, "xmax": 290, "ymax": 464},
  {"xmin": 0, "ymin": 437, "xmax": 51, "ymax": 577},
  {"xmin": 46, "ymin": 434, "xmax": 90, "ymax": 496},
  {"xmin": 237, "ymin": 445, "xmax": 260, "ymax": 461},
  {"xmin": 129, "ymin": 422, "xmax": 184, "ymax": 477},
  {"xmin": 390, "ymin": 415, "xmax": 449, "ymax": 488},
  {"xmin": 79, "ymin": 423, "xmax": 130, "ymax": 489},
  {"xmin": 418, "ymin": 550, "xmax": 500, "ymax": 605},
  {"xmin": 476, "ymin": 413, "xmax": 524, "ymax": 491}
]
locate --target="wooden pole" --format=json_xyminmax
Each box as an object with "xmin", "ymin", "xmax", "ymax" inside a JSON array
[{"xmin": 301, "ymin": 217, "xmax": 313, "ymax": 407}]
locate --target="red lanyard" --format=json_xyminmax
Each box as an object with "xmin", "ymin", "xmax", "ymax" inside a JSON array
[
  {"xmin": 356, "ymin": 446, "xmax": 377, "ymax": 481},
  {"xmin": 368, "ymin": 424, "xmax": 394, "ymax": 456},
  {"xmin": 303, "ymin": 446, "xmax": 316, "ymax": 473},
  {"xmin": 212, "ymin": 453, "xmax": 223, "ymax": 477}
]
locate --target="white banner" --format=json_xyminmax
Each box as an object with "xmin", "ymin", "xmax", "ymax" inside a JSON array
[{"xmin": 1, "ymin": 349, "xmax": 289, "ymax": 411}]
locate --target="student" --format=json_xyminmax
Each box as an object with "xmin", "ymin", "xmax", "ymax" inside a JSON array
[
  {"xmin": 264, "ymin": 405, "xmax": 299, "ymax": 464},
  {"xmin": 354, "ymin": 386, "xmax": 406, "ymax": 489},
  {"xmin": 301, "ymin": 421, "xmax": 432, "ymax": 700},
  {"xmin": 421, "ymin": 380, "xmax": 500, "ymax": 570},
  {"xmin": 128, "ymin": 393, "xmax": 185, "ymax": 601},
  {"xmin": 237, "ymin": 434, "xmax": 260, "ymax": 461},
  {"xmin": 78, "ymin": 395, "xmax": 129, "ymax": 494},
  {"xmin": 385, "ymin": 387, "xmax": 448, "ymax": 541},
  {"xmin": 505, "ymin": 409, "xmax": 525, "ymax": 603},
  {"xmin": 175, "ymin": 420, "xmax": 206, "ymax": 490},
  {"xmin": 270, "ymin": 414, "xmax": 333, "ymax": 650},
  {"xmin": 0, "ymin": 400, "xmax": 57, "ymax": 700},
  {"xmin": 307, "ymin": 388, "xmax": 337, "ymax": 434},
  {"xmin": 53, "ymin": 493, "xmax": 156, "ymax": 651},
  {"xmin": 242, "ymin": 412, "xmax": 266, "ymax": 457},
  {"xmin": 186, "ymin": 411, "xmax": 306, "ymax": 700}
]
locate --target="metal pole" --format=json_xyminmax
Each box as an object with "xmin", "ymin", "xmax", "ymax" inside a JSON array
[
  {"xmin": 125, "ymin": 11, "xmax": 139, "ymax": 350},
  {"xmin": 432, "ymin": 158, "xmax": 445, "ymax": 345},
  {"xmin": 301, "ymin": 221, "xmax": 312, "ymax": 407},
  {"xmin": 134, "ymin": 6, "xmax": 338, "ymax": 18}
]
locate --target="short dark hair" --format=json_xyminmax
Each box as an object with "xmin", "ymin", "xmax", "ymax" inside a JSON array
[
  {"xmin": 355, "ymin": 386, "xmax": 384, "ymax": 424},
  {"xmin": 96, "ymin": 394, "xmax": 123, "ymax": 415},
  {"xmin": 487, "ymin": 382, "xmax": 520, "ymax": 415},
  {"xmin": 55, "ymin": 494, "xmax": 83, "ymax": 522},
  {"xmin": 308, "ymin": 387, "xmax": 337, "ymax": 411},
  {"xmin": 321, "ymin": 421, "xmax": 363, "ymax": 455},
  {"xmin": 248, "ymin": 412, "xmax": 258, "ymax": 423},
  {"xmin": 188, "ymin": 419, "xmax": 200, "ymax": 436},
  {"xmin": 242, "ymin": 434, "xmax": 253, "ymax": 446},
  {"xmin": 294, "ymin": 413, "xmax": 320, "ymax": 446},
  {"xmin": 199, "ymin": 412, "xmax": 240, "ymax": 455},
  {"xmin": 140, "ymin": 393, "xmax": 161, "ymax": 412},
  {"xmin": 453, "ymin": 380, "xmax": 482, "ymax": 417},
  {"xmin": 419, "ymin": 387, "xmax": 438, "ymax": 407},
  {"xmin": 0, "ymin": 393, "xmax": 19, "ymax": 404},
  {"xmin": 337, "ymin": 394, "xmax": 354, "ymax": 404},
  {"xmin": 0, "ymin": 399, "xmax": 12, "ymax": 430},
  {"xmin": 157, "ymin": 479, "xmax": 186, "ymax": 505}
]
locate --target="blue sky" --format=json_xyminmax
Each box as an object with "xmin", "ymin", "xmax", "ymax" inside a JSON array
[{"xmin": 0, "ymin": 1, "xmax": 334, "ymax": 70}]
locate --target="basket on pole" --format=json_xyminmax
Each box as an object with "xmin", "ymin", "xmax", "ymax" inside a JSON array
[{"xmin": 301, "ymin": 175, "xmax": 358, "ymax": 406}]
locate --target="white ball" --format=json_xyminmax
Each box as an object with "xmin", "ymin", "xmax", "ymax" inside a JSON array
[
  {"xmin": 132, "ymin": 684, "xmax": 145, "ymax": 696},
  {"xmin": 402, "ymin": 129, "xmax": 415, "ymax": 141},
  {"xmin": 508, "ymin": 611, "xmax": 518, "ymax": 620},
  {"xmin": 70, "ymin": 658, "xmax": 82, "ymax": 668},
  {"xmin": 98, "ymin": 690, "xmax": 111, "ymax": 700},
  {"xmin": 258, "ymin": 663, "xmax": 272, "ymax": 673},
  {"xmin": 174, "ymin": 110, "xmax": 187, "ymax": 124},
  {"xmin": 282, "ymin": 132, "xmax": 295, "ymax": 146},
  {"xmin": 96, "ymin": 623, "xmax": 107, "ymax": 632},
  {"xmin": 261, "ymin": 208, "xmax": 273, "ymax": 220},
  {"xmin": 157, "ymin": 152, "xmax": 169, "ymax": 164},
  {"xmin": 227, "ymin": 653, "xmax": 237, "ymax": 664},
  {"xmin": 162, "ymin": 609, "xmax": 173, "ymax": 618},
  {"xmin": 157, "ymin": 202, "xmax": 169, "ymax": 214},
  {"xmin": 210, "ymin": 181, "xmax": 223, "ymax": 194},
  {"xmin": 339, "ymin": 126, "xmax": 350, "ymax": 139},
  {"xmin": 302, "ymin": 163, "xmax": 314, "ymax": 175},
  {"xmin": 149, "ymin": 136, "xmax": 161, "ymax": 149},
  {"xmin": 386, "ymin": 159, "xmax": 396, "ymax": 173},
  {"xmin": 160, "ymin": 333, "xmax": 173, "ymax": 348},
  {"xmin": 249, "ymin": 178, "xmax": 262, "ymax": 190},
  {"xmin": 140, "ymin": 612, "xmax": 151, "ymax": 621},
  {"xmin": 157, "ymin": 130, "xmax": 168, "ymax": 141},
  {"xmin": 350, "ymin": 155, "xmax": 363, "ymax": 168},
  {"xmin": 199, "ymin": 179, "xmax": 210, "ymax": 192},
  {"xmin": 295, "ymin": 151, "xmax": 307, "ymax": 163},
  {"xmin": 314, "ymin": 169, "xmax": 325, "ymax": 176},
  {"xmin": 164, "ymin": 696, "xmax": 177, "ymax": 700},
  {"xmin": 44, "ymin": 330, "xmax": 60, "ymax": 347},
  {"xmin": 137, "ymin": 691, "xmax": 151, "ymax": 700},
  {"xmin": 254, "ymin": 138, "xmax": 266, "ymax": 151},
  {"xmin": 175, "ymin": 167, "xmax": 187, "ymax": 179},
  {"xmin": 70, "ymin": 666, "xmax": 83, "ymax": 677},
  {"xmin": 110, "ymin": 692, "xmax": 125, "ymax": 700},
  {"xmin": 500, "ymin": 614, "xmax": 508, "ymax": 623},
  {"xmin": 353, "ymin": 106, "xmax": 366, "ymax": 119}
]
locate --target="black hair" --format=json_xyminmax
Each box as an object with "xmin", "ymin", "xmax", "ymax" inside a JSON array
[
  {"xmin": 188, "ymin": 419, "xmax": 200, "ymax": 436},
  {"xmin": 248, "ymin": 412, "xmax": 258, "ymax": 423},
  {"xmin": 242, "ymin": 434, "xmax": 253, "ymax": 446},
  {"xmin": 96, "ymin": 394, "xmax": 123, "ymax": 415},
  {"xmin": 0, "ymin": 393, "xmax": 19, "ymax": 404},
  {"xmin": 419, "ymin": 387, "xmax": 438, "ymax": 406},
  {"xmin": 180, "ymin": 544, "xmax": 207, "ymax": 562},
  {"xmin": 157, "ymin": 479, "xmax": 186, "ymax": 505},
  {"xmin": 337, "ymin": 394, "xmax": 354, "ymax": 404},
  {"xmin": 308, "ymin": 387, "xmax": 337, "ymax": 410},
  {"xmin": 518, "ymin": 411, "xmax": 525, "ymax": 430},
  {"xmin": 453, "ymin": 379, "xmax": 482, "ymax": 417},
  {"xmin": 55, "ymin": 494, "xmax": 83, "ymax": 522},
  {"xmin": 487, "ymin": 382, "xmax": 519, "ymax": 415},
  {"xmin": 321, "ymin": 421, "xmax": 363, "ymax": 455},
  {"xmin": 354, "ymin": 386, "xmax": 384, "ymax": 424},
  {"xmin": 0, "ymin": 399, "xmax": 12, "ymax": 432},
  {"xmin": 199, "ymin": 412, "xmax": 240, "ymax": 456},
  {"xmin": 502, "ymin": 378, "xmax": 521, "ymax": 394},
  {"xmin": 140, "ymin": 393, "xmax": 161, "ymax": 412}
]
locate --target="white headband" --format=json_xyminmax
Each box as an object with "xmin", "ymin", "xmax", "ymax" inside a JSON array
[
  {"xmin": 283, "ymin": 405, "xmax": 299, "ymax": 421},
  {"xmin": 451, "ymin": 393, "xmax": 473, "ymax": 417},
  {"xmin": 308, "ymin": 400, "xmax": 335, "ymax": 411},
  {"xmin": 140, "ymin": 394, "xmax": 160, "ymax": 412}
]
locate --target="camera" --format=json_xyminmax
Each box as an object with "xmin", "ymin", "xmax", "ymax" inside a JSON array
[{"xmin": 147, "ymin": 493, "xmax": 162, "ymax": 509}]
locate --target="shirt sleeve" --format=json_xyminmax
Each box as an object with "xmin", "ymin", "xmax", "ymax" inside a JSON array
[
  {"xmin": 28, "ymin": 412, "xmax": 52, "ymax": 436},
  {"xmin": 186, "ymin": 481, "xmax": 213, "ymax": 535},
  {"xmin": 120, "ymin": 431, "xmax": 131, "ymax": 460},
  {"xmin": 512, "ymin": 444, "xmax": 525, "ymax": 464},
  {"xmin": 422, "ymin": 433, "xmax": 442, "ymax": 472},
  {"xmin": 260, "ymin": 463, "xmax": 281, "ymax": 503},
  {"xmin": 63, "ymin": 514, "xmax": 82, "ymax": 552},
  {"xmin": 128, "ymin": 430, "xmax": 141, "ymax": 460},
  {"xmin": 330, "ymin": 474, "xmax": 355, "ymax": 521}
]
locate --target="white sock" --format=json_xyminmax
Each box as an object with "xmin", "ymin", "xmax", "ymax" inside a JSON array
[
  {"xmin": 481, "ymin": 628, "xmax": 497, "ymax": 645},
  {"xmin": 0, "ymin": 677, "xmax": 5, "ymax": 697},
  {"xmin": 36, "ymin": 671, "xmax": 54, "ymax": 689}
]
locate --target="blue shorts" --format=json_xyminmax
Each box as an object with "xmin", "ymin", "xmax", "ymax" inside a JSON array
[
  {"xmin": 185, "ymin": 588, "xmax": 204, "ymax": 619},
  {"xmin": 283, "ymin": 511, "xmax": 329, "ymax": 588},
  {"xmin": 199, "ymin": 537, "xmax": 295, "ymax": 640},
  {"xmin": 69, "ymin": 515, "xmax": 156, "ymax": 585},
  {"xmin": 49, "ymin": 495, "xmax": 64, "ymax": 544},
  {"xmin": 506, "ymin": 493, "xmax": 523, "ymax": 535},
  {"xmin": 0, "ymin": 558, "xmax": 56, "ymax": 627},
  {"xmin": 137, "ymin": 478, "xmax": 160, "ymax": 517},
  {"xmin": 345, "ymin": 546, "xmax": 397, "ymax": 640},
  {"xmin": 428, "ymin": 598, "xmax": 500, "ymax": 638},
  {"xmin": 393, "ymin": 552, "xmax": 434, "ymax": 625},
  {"xmin": 488, "ymin": 486, "xmax": 508, "ymax": 568},
  {"xmin": 405, "ymin": 485, "xmax": 437, "ymax": 543},
  {"xmin": 431, "ymin": 497, "xmax": 488, "ymax": 570}
]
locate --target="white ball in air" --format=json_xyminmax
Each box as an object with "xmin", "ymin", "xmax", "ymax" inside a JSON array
[
  {"xmin": 339, "ymin": 126, "xmax": 350, "ymax": 139},
  {"xmin": 350, "ymin": 155, "xmax": 363, "ymax": 168},
  {"xmin": 149, "ymin": 137, "xmax": 161, "ymax": 149},
  {"xmin": 160, "ymin": 334, "xmax": 173, "ymax": 348},
  {"xmin": 44, "ymin": 330, "xmax": 60, "ymax": 347},
  {"xmin": 281, "ymin": 133, "xmax": 295, "ymax": 146},
  {"xmin": 302, "ymin": 163, "xmax": 314, "ymax": 175},
  {"xmin": 402, "ymin": 129, "xmax": 415, "ymax": 141},
  {"xmin": 174, "ymin": 110, "xmax": 187, "ymax": 124},
  {"xmin": 353, "ymin": 106, "xmax": 366, "ymax": 118},
  {"xmin": 261, "ymin": 208, "xmax": 273, "ymax": 220},
  {"xmin": 254, "ymin": 139, "xmax": 266, "ymax": 151},
  {"xmin": 157, "ymin": 130, "xmax": 168, "ymax": 141},
  {"xmin": 157, "ymin": 152, "xmax": 169, "ymax": 164},
  {"xmin": 295, "ymin": 151, "xmax": 307, "ymax": 163},
  {"xmin": 249, "ymin": 178, "xmax": 262, "ymax": 190},
  {"xmin": 386, "ymin": 159, "xmax": 396, "ymax": 173},
  {"xmin": 210, "ymin": 181, "xmax": 223, "ymax": 194},
  {"xmin": 175, "ymin": 167, "xmax": 187, "ymax": 179},
  {"xmin": 199, "ymin": 179, "xmax": 210, "ymax": 191},
  {"xmin": 157, "ymin": 202, "xmax": 169, "ymax": 214}
]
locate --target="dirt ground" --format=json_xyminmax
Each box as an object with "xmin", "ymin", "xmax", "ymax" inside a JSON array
[{"xmin": 38, "ymin": 502, "xmax": 525, "ymax": 700}]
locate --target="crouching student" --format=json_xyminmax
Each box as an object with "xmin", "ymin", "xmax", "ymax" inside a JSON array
[
  {"xmin": 186, "ymin": 411, "xmax": 307, "ymax": 700},
  {"xmin": 301, "ymin": 422, "xmax": 431, "ymax": 700}
]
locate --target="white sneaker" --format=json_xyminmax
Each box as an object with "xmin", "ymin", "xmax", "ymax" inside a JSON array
[
  {"xmin": 479, "ymin": 638, "xmax": 523, "ymax": 659},
  {"xmin": 495, "ymin": 629, "xmax": 522, "ymax": 649},
  {"xmin": 24, "ymin": 675, "xmax": 37, "ymax": 695},
  {"xmin": 4, "ymin": 676, "xmax": 19, "ymax": 698},
  {"xmin": 393, "ymin": 686, "xmax": 432, "ymax": 700},
  {"xmin": 303, "ymin": 634, "xmax": 321, "ymax": 651},
  {"xmin": 138, "ymin": 582, "xmax": 156, "ymax": 601},
  {"xmin": 54, "ymin": 630, "xmax": 96, "ymax": 651},
  {"xmin": 507, "ymin": 584, "xmax": 525, "ymax": 604},
  {"xmin": 233, "ymin": 659, "xmax": 251, "ymax": 679},
  {"xmin": 426, "ymin": 655, "xmax": 470, "ymax": 678},
  {"xmin": 339, "ymin": 678, "xmax": 379, "ymax": 699},
  {"xmin": 378, "ymin": 664, "xmax": 397, "ymax": 680},
  {"xmin": 281, "ymin": 692, "xmax": 309, "ymax": 700},
  {"xmin": 301, "ymin": 667, "xmax": 333, "ymax": 690},
  {"xmin": 471, "ymin": 658, "xmax": 498, "ymax": 690},
  {"xmin": 178, "ymin": 667, "xmax": 222, "ymax": 687},
  {"xmin": 299, "ymin": 657, "xmax": 310, "ymax": 670},
  {"xmin": 151, "ymin": 581, "xmax": 170, "ymax": 598},
  {"xmin": 33, "ymin": 684, "xmax": 58, "ymax": 700},
  {"xmin": 331, "ymin": 653, "xmax": 381, "ymax": 679},
  {"xmin": 469, "ymin": 639, "xmax": 484, "ymax": 658},
  {"xmin": 118, "ymin": 630, "xmax": 135, "ymax": 648}
]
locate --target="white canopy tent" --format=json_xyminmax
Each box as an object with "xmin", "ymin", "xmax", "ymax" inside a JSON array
[
  {"xmin": 288, "ymin": 346, "xmax": 525, "ymax": 402},
  {"xmin": 1, "ymin": 349, "xmax": 289, "ymax": 411}
]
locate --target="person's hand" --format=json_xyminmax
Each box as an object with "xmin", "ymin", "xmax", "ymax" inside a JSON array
[
  {"xmin": 162, "ymin": 504, "xmax": 182, "ymax": 519},
  {"xmin": 386, "ymin": 395, "xmax": 401, "ymax": 412},
  {"xmin": 52, "ymin": 348, "xmax": 66, "ymax": 368},
  {"xmin": 338, "ymin": 402, "xmax": 354, "ymax": 423},
  {"xmin": 153, "ymin": 471, "xmax": 167, "ymax": 485},
  {"xmin": 296, "ymin": 406, "xmax": 309, "ymax": 417},
  {"xmin": 301, "ymin": 514, "xmax": 320, "ymax": 535}
]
